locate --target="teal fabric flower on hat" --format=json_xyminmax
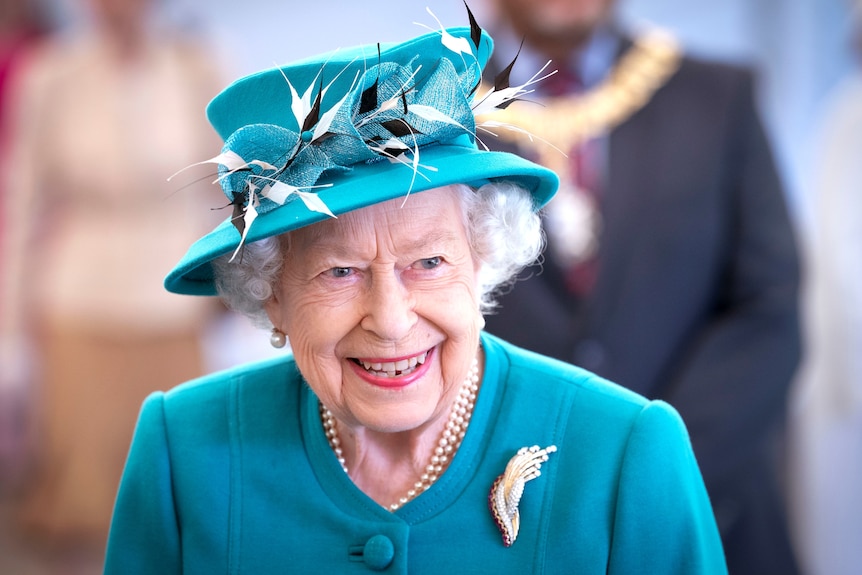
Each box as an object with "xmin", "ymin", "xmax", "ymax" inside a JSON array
[{"xmin": 212, "ymin": 33, "xmax": 487, "ymax": 256}]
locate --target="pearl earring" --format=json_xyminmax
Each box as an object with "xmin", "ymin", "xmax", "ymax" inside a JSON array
[{"xmin": 270, "ymin": 328, "xmax": 287, "ymax": 349}]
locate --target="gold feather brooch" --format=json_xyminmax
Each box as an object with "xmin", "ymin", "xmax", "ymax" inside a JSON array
[{"xmin": 488, "ymin": 445, "xmax": 558, "ymax": 547}]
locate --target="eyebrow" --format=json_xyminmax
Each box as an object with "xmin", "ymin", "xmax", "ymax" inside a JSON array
[
  {"xmin": 306, "ymin": 226, "xmax": 463, "ymax": 259},
  {"xmin": 397, "ymin": 228, "xmax": 462, "ymax": 253}
]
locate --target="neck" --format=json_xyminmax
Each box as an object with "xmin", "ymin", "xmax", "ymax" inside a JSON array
[{"xmin": 340, "ymin": 418, "xmax": 450, "ymax": 507}]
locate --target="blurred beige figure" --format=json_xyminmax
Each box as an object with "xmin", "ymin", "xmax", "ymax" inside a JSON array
[
  {"xmin": 789, "ymin": 4, "xmax": 862, "ymax": 574},
  {"xmin": 0, "ymin": 0, "xmax": 223, "ymax": 550},
  {"xmin": 0, "ymin": 0, "xmax": 48, "ymax": 486}
]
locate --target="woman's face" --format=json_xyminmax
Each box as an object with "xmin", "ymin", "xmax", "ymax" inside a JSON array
[{"xmin": 265, "ymin": 185, "xmax": 485, "ymax": 433}]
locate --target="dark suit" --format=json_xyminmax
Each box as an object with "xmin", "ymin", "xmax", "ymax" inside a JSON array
[{"xmin": 484, "ymin": 33, "xmax": 802, "ymax": 575}]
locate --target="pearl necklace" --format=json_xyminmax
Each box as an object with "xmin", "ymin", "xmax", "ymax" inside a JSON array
[{"xmin": 320, "ymin": 356, "xmax": 480, "ymax": 511}]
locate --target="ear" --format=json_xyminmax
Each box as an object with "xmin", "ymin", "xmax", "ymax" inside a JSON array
[
  {"xmin": 264, "ymin": 290, "xmax": 284, "ymax": 329},
  {"xmin": 263, "ymin": 235, "xmax": 290, "ymax": 329}
]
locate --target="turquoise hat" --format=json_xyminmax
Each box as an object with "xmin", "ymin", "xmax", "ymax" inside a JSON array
[{"xmin": 165, "ymin": 19, "xmax": 559, "ymax": 296}]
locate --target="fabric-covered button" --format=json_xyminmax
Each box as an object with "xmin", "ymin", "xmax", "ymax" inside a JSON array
[{"xmin": 363, "ymin": 534, "xmax": 395, "ymax": 570}]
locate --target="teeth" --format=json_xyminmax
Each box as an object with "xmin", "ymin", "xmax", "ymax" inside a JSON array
[{"xmin": 360, "ymin": 351, "xmax": 428, "ymax": 377}]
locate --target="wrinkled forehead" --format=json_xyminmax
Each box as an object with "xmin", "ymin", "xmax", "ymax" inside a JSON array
[{"xmin": 284, "ymin": 185, "xmax": 468, "ymax": 254}]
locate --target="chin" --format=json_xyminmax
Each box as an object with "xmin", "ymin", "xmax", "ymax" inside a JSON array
[
  {"xmin": 358, "ymin": 401, "xmax": 439, "ymax": 434},
  {"xmin": 533, "ymin": 18, "xmax": 596, "ymax": 43}
]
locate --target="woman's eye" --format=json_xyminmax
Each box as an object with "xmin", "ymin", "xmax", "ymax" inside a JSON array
[
  {"xmin": 330, "ymin": 267, "xmax": 352, "ymax": 278},
  {"xmin": 417, "ymin": 257, "xmax": 442, "ymax": 270}
]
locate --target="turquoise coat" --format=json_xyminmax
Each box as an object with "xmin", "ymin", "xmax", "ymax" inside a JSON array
[{"xmin": 105, "ymin": 333, "xmax": 726, "ymax": 573}]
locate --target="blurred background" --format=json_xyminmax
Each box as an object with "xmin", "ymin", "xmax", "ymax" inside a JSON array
[{"xmin": 1, "ymin": 0, "xmax": 858, "ymax": 573}]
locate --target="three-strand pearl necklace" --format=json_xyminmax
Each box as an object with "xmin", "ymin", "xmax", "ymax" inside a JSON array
[{"xmin": 320, "ymin": 356, "xmax": 480, "ymax": 511}]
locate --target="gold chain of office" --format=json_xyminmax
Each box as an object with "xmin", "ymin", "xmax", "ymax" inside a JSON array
[{"xmin": 477, "ymin": 28, "xmax": 683, "ymax": 170}]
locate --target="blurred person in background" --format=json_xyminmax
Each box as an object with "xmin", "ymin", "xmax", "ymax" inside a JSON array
[
  {"xmin": 0, "ymin": 0, "xmax": 223, "ymax": 557},
  {"xmin": 479, "ymin": 0, "xmax": 802, "ymax": 573},
  {"xmin": 0, "ymin": 0, "xmax": 46, "ymax": 152},
  {"xmin": 0, "ymin": 1, "xmax": 47, "ymax": 168},
  {"xmin": 0, "ymin": 0, "xmax": 49, "ymax": 487},
  {"xmin": 789, "ymin": 2, "xmax": 862, "ymax": 574}
]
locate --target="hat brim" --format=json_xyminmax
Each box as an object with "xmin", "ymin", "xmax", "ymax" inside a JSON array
[{"xmin": 164, "ymin": 143, "xmax": 558, "ymax": 295}]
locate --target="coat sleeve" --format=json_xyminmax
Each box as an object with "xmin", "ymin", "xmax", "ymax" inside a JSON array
[
  {"xmin": 104, "ymin": 392, "xmax": 182, "ymax": 575},
  {"xmin": 608, "ymin": 401, "xmax": 728, "ymax": 574},
  {"xmin": 662, "ymin": 68, "xmax": 801, "ymax": 483}
]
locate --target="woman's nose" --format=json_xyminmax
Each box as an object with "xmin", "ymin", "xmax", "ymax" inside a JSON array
[{"xmin": 360, "ymin": 272, "xmax": 417, "ymax": 340}]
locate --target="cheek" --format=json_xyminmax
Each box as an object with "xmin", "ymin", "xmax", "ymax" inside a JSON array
[
  {"xmin": 421, "ymin": 272, "xmax": 483, "ymax": 328},
  {"xmin": 279, "ymin": 274, "xmax": 359, "ymax": 349},
  {"xmin": 420, "ymin": 274, "xmax": 485, "ymax": 374},
  {"xmin": 286, "ymin": 326, "xmax": 346, "ymax": 410},
  {"xmin": 279, "ymin": 291, "xmax": 357, "ymax": 402}
]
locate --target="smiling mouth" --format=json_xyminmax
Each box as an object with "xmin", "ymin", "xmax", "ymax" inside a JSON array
[{"xmin": 352, "ymin": 350, "xmax": 429, "ymax": 378}]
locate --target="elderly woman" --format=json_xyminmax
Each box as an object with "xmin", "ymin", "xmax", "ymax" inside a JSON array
[{"xmin": 104, "ymin": 14, "xmax": 727, "ymax": 574}]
